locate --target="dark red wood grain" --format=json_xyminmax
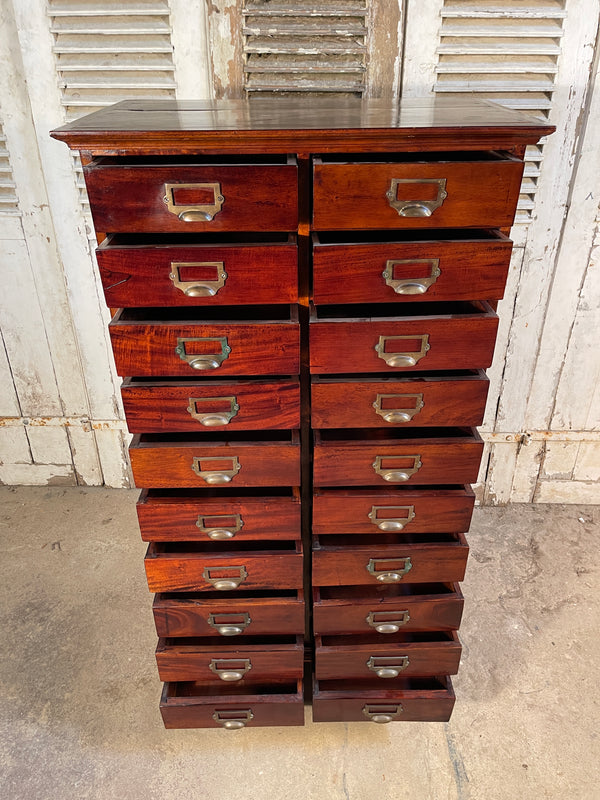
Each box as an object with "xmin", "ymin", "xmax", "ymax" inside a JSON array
[
  {"xmin": 312, "ymin": 232, "xmax": 512, "ymax": 304},
  {"xmin": 312, "ymin": 429, "xmax": 483, "ymax": 487},
  {"xmin": 312, "ymin": 584, "xmax": 464, "ymax": 634},
  {"xmin": 309, "ymin": 303, "xmax": 498, "ymax": 374},
  {"xmin": 110, "ymin": 313, "xmax": 300, "ymax": 377},
  {"xmin": 160, "ymin": 679, "xmax": 304, "ymax": 729},
  {"xmin": 311, "ymin": 373, "xmax": 489, "ymax": 428},
  {"xmin": 312, "ymin": 533, "xmax": 469, "ymax": 586},
  {"xmin": 129, "ymin": 434, "xmax": 301, "ymax": 488},
  {"xmin": 314, "ymin": 632, "xmax": 461, "ymax": 679},
  {"xmin": 122, "ymin": 378, "xmax": 301, "ymax": 432},
  {"xmin": 137, "ymin": 489, "xmax": 301, "ymax": 541},
  {"xmin": 84, "ymin": 162, "xmax": 298, "ymax": 233},
  {"xmin": 313, "ymin": 157, "xmax": 524, "ymax": 230},
  {"xmin": 97, "ymin": 238, "xmax": 298, "ymax": 307},
  {"xmin": 312, "ymin": 486, "xmax": 475, "ymax": 535},
  {"xmin": 156, "ymin": 635, "xmax": 304, "ymax": 683},
  {"xmin": 153, "ymin": 592, "xmax": 305, "ymax": 638},
  {"xmin": 145, "ymin": 541, "xmax": 304, "ymax": 593},
  {"xmin": 312, "ymin": 676, "xmax": 455, "ymax": 722}
]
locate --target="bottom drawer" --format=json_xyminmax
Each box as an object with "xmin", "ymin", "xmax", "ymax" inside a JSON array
[
  {"xmin": 312, "ymin": 677, "xmax": 455, "ymax": 723},
  {"xmin": 160, "ymin": 679, "xmax": 304, "ymax": 729}
]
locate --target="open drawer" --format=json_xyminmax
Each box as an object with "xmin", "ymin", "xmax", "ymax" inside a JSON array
[{"xmin": 312, "ymin": 150, "xmax": 523, "ymax": 230}]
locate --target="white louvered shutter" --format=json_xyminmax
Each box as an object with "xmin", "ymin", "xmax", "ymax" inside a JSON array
[
  {"xmin": 0, "ymin": 121, "xmax": 19, "ymax": 217},
  {"xmin": 47, "ymin": 0, "xmax": 177, "ymax": 216},
  {"xmin": 242, "ymin": 1, "xmax": 368, "ymax": 96},
  {"xmin": 434, "ymin": 0, "xmax": 567, "ymax": 223}
]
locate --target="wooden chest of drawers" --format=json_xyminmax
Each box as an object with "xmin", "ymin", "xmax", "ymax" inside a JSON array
[{"xmin": 51, "ymin": 97, "xmax": 552, "ymax": 729}]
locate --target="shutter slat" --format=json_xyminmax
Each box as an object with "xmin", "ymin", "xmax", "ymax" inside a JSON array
[
  {"xmin": 48, "ymin": 0, "xmax": 176, "ymax": 213},
  {"xmin": 435, "ymin": 0, "xmax": 566, "ymax": 223},
  {"xmin": 0, "ymin": 121, "xmax": 20, "ymax": 215}
]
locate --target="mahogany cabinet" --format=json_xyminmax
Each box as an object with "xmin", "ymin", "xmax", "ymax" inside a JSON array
[{"xmin": 52, "ymin": 96, "xmax": 552, "ymax": 729}]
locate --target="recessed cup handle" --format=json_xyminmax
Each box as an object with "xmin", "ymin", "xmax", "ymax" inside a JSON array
[
  {"xmin": 372, "ymin": 455, "xmax": 422, "ymax": 483},
  {"xmin": 386, "ymin": 178, "xmax": 447, "ymax": 217},
  {"xmin": 366, "ymin": 656, "xmax": 410, "ymax": 678},
  {"xmin": 362, "ymin": 704, "xmax": 403, "ymax": 724},
  {"xmin": 187, "ymin": 396, "xmax": 240, "ymax": 427},
  {"xmin": 163, "ymin": 182, "xmax": 225, "ymax": 222},
  {"xmin": 368, "ymin": 505, "xmax": 416, "ymax": 531},
  {"xmin": 207, "ymin": 612, "xmax": 252, "ymax": 636},
  {"xmin": 372, "ymin": 393, "xmax": 424, "ymax": 424},
  {"xmin": 366, "ymin": 557, "xmax": 413, "ymax": 583},
  {"xmin": 202, "ymin": 565, "xmax": 248, "ymax": 591},
  {"xmin": 169, "ymin": 261, "xmax": 228, "ymax": 297},
  {"xmin": 191, "ymin": 456, "xmax": 241, "ymax": 484},
  {"xmin": 365, "ymin": 610, "xmax": 411, "ymax": 633},
  {"xmin": 212, "ymin": 709, "xmax": 253, "ymax": 730},
  {"xmin": 382, "ymin": 258, "xmax": 441, "ymax": 295},
  {"xmin": 209, "ymin": 658, "xmax": 252, "ymax": 682},
  {"xmin": 175, "ymin": 336, "xmax": 231, "ymax": 370},
  {"xmin": 196, "ymin": 513, "xmax": 244, "ymax": 540},
  {"xmin": 374, "ymin": 334, "xmax": 430, "ymax": 368}
]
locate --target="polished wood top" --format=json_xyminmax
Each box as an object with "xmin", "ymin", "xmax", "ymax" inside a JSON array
[{"xmin": 51, "ymin": 97, "xmax": 554, "ymax": 155}]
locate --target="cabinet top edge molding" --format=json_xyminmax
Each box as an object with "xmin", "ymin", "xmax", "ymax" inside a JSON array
[{"xmin": 51, "ymin": 97, "xmax": 554, "ymax": 155}]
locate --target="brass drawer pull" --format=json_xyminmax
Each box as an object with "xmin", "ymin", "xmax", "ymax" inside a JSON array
[
  {"xmin": 175, "ymin": 336, "xmax": 231, "ymax": 370},
  {"xmin": 208, "ymin": 612, "xmax": 252, "ymax": 636},
  {"xmin": 373, "ymin": 393, "xmax": 424, "ymax": 423},
  {"xmin": 209, "ymin": 658, "xmax": 252, "ymax": 682},
  {"xmin": 202, "ymin": 565, "xmax": 248, "ymax": 591},
  {"xmin": 372, "ymin": 455, "xmax": 422, "ymax": 483},
  {"xmin": 191, "ymin": 456, "xmax": 241, "ymax": 485},
  {"xmin": 212, "ymin": 709, "xmax": 253, "ymax": 730},
  {"xmin": 362, "ymin": 704, "xmax": 403, "ymax": 724},
  {"xmin": 375, "ymin": 334, "xmax": 430, "ymax": 368},
  {"xmin": 365, "ymin": 610, "xmax": 411, "ymax": 634},
  {"xmin": 196, "ymin": 513, "xmax": 244, "ymax": 540},
  {"xmin": 368, "ymin": 505, "xmax": 415, "ymax": 531},
  {"xmin": 170, "ymin": 261, "xmax": 227, "ymax": 297},
  {"xmin": 386, "ymin": 177, "xmax": 447, "ymax": 218},
  {"xmin": 382, "ymin": 258, "xmax": 441, "ymax": 295},
  {"xmin": 187, "ymin": 396, "xmax": 240, "ymax": 427},
  {"xmin": 367, "ymin": 656, "xmax": 410, "ymax": 678},
  {"xmin": 366, "ymin": 557, "xmax": 413, "ymax": 583},
  {"xmin": 163, "ymin": 182, "xmax": 225, "ymax": 222}
]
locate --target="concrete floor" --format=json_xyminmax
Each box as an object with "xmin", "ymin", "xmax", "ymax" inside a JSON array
[{"xmin": 0, "ymin": 487, "xmax": 598, "ymax": 800}]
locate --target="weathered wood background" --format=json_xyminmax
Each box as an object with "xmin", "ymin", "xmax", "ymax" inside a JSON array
[{"xmin": 0, "ymin": 0, "xmax": 598, "ymax": 503}]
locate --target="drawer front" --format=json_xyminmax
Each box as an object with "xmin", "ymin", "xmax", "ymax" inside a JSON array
[
  {"xmin": 313, "ymin": 157, "xmax": 523, "ymax": 230},
  {"xmin": 313, "ymin": 437, "xmax": 483, "ymax": 487},
  {"xmin": 153, "ymin": 593, "xmax": 305, "ymax": 637},
  {"xmin": 130, "ymin": 438, "xmax": 301, "ymax": 489},
  {"xmin": 97, "ymin": 240, "xmax": 298, "ymax": 307},
  {"xmin": 156, "ymin": 637, "xmax": 304, "ymax": 683},
  {"xmin": 311, "ymin": 374, "xmax": 489, "ymax": 428},
  {"xmin": 145, "ymin": 547, "xmax": 304, "ymax": 593},
  {"xmin": 312, "ymin": 678, "xmax": 455, "ymax": 723},
  {"xmin": 110, "ymin": 320, "xmax": 300, "ymax": 377},
  {"xmin": 312, "ymin": 487, "xmax": 474, "ymax": 535},
  {"xmin": 160, "ymin": 680, "xmax": 304, "ymax": 729},
  {"xmin": 312, "ymin": 585, "xmax": 464, "ymax": 634},
  {"xmin": 310, "ymin": 311, "xmax": 498, "ymax": 374},
  {"xmin": 312, "ymin": 235, "xmax": 512, "ymax": 304},
  {"xmin": 314, "ymin": 635, "xmax": 461, "ymax": 680},
  {"xmin": 84, "ymin": 163, "xmax": 298, "ymax": 233},
  {"xmin": 138, "ymin": 491, "xmax": 301, "ymax": 542},
  {"xmin": 312, "ymin": 537, "xmax": 469, "ymax": 587},
  {"xmin": 123, "ymin": 379, "xmax": 301, "ymax": 433}
]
